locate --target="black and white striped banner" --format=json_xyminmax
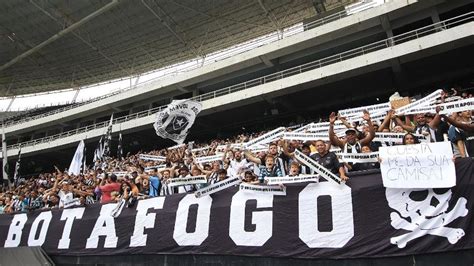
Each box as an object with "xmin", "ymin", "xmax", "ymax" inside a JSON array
[
  {"xmin": 239, "ymin": 183, "xmax": 286, "ymax": 195},
  {"xmin": 265, "ymin": 174, "xmax": 320, "ymax": 185},
  {"xmin": 167, "ymin": 176, "xmax": 208, "ymax": 187},
  {"xmin": 337, "ymin": 152, "xmax": 379, "ymax": 163},
  {"xmin": 194, "ymin": 177, "xmax": 241, "ymax": 198},
  {"xmin": 339, "ymin": 102, "xmax": 391, "ymax": 118},
  {"xmin": 398, "ymin": 97, "xmax": 474, "ymax": 115},
  {"xmin": 144, "ymin": 165, "xmax": 166, "ymax": 171},
  {"xmin": 438, "ymin": 97, "xmax": 474, "ymax": 114},
  {"xmin": 244, "ymin": 127, "xmax": 286, "ymax": 148},
  {"xmin": 395, "ymin": 89, "xmax": 442, "ymax": 115},
  {"xmin": 167, "ymin": 143, "xmax": 186, "ymax": 150},
  {"xmin": 373, "ymin": 132, "xmax": 429, "ymax": 143},
  {"xmin": 194, "ymin": 154, "xmax": 223, "ymax": 164},
  {"xmin": 283, "ymin": 132, "xmax": 329, "ymax": 141},
  {"xmin": 139, "ymin": 154, "xmax": 166, "ymax": 162},
  {"xmin": 111, "ymin": 171, "xmax": 129, "ymax": 177},
  {"xmin": 294, "ymin": 150, "xmax": 342, "ymax": 185}
]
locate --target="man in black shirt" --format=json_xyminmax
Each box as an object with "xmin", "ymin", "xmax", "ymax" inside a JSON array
[{"xmin": 310, "ymin": 140, "xmax": 348, "ymax": 181}]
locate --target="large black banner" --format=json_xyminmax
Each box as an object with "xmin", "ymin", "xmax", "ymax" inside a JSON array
[{"xmin": 1, "ymin": 159, "xmax": 473, "ymax": 259}]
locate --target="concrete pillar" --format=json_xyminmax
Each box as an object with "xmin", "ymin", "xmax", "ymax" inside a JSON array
[
  {"xmin": 380, "ymin": 15, "xmax": 394, "ymax": 46},
  {"xmin": 430, "ymin": 7, "xmax": 444, "ymax": 31}
]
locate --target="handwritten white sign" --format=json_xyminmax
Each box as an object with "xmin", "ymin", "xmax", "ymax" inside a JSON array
[{"xmin": 379, "ymin": 142, "xmax": 455, "ymax": 188}]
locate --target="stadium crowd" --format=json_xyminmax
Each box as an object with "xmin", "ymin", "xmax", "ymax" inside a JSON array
[{"xmin": 0, "ymin": 88, "xmax": 472, "ymax": 214}]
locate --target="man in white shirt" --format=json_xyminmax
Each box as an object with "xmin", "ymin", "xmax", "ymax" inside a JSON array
[{"xmin": 224, "ymin": 149, "xmax": 248, "ymax": 178}]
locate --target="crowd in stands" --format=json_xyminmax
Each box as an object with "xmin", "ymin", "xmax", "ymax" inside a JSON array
[{"xmin": 0, "ymin": 88, "xmax": 472, "ymax": 214}]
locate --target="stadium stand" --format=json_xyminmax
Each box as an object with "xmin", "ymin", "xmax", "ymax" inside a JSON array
[
  {"xmin": 2, "ymin": 10, "xmax": 473, "ymax": 155},
  {"xmin": 0, "ymin": 0, "xmax": 473, "ymax": 265}
]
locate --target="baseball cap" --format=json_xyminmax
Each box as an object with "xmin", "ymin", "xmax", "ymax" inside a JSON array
[{"xmin": 345, "ymin": 129, "xmax": 357, "ymax": 135}]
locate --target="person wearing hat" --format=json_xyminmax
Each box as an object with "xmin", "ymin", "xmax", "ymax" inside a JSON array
[
  {"xmin": 329, "ymin": 110, "xmax": 375, "ymax": 172},
  {"xmin": 176, "ymin": 166, "xmax": 195, "ymax": 194},
  {"xmin": 329, "ymin": 110, "xmax": 375, "ymax": 153}
]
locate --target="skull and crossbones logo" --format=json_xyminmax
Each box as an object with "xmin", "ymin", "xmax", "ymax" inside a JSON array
[{"xmin": 385, "ymin": 188, "xmax": 468, "ymax": 248}]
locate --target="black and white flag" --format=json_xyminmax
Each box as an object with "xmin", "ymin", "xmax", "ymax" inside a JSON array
[
  {"xmin": 93, "ymin": 136, "xmax": 104, "ymax": 164},
  {"xmin": 117, "ymin": 132, "xmax": 123, "ymax": 160},
  {"xmin": 103, "ymin": 114, "xmax": 114, "ymax": 158},
  {"xmin": 154, "ymin": 99, "xmax": 202, "ymax": 144},
  {"xmin": 82, "ymin": 143, "xmax": 87, "ymax": 175},
  {"xmin": 68, "ymin": 140, "xmax": 85, "ymax": 176},
  {"xmin": 13, "ymin": 147, "xmax": 21, "ymax": 186}
]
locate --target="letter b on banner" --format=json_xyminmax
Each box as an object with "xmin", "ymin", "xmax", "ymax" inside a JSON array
[
  {"xmin": 4, "ymin": 214, "xmax": 28, "ymax": 247},
  {"xmin": 299, "ymin": 183, "xmax": 354, "ymax": 248}
]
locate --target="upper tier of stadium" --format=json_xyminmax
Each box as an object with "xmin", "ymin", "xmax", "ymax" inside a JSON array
[
  {"xmin": 0, "ymin": 0, "xmax": 472, "ymax": 161},
  {"xmin": 0, "ymin": 0, "xmax": 429, "ymax": 131}
]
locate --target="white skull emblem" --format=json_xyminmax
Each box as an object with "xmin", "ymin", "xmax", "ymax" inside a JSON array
[{"xmin": 385, "ymin": 188, "xmax": 468, "ymax": 248}]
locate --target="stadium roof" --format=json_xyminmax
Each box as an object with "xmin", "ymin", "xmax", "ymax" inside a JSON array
[{"xmin": 0, "ymin": 0, "xmax": 325, "ymax": 96}]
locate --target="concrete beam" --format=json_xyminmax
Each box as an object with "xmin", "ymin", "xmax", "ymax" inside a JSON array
[
  {"xmin": 258, "ymin": 55, "xmax": 275, "ymax": 67},
  {"xmin": 110, "ymin": 106, "xmax": 123, "ymax": 112},
  {"xmin": 174, "ymin": 84, "xmax": 188, "ymax": 93}
]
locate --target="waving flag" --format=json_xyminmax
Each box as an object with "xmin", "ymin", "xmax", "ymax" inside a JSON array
[
  {"xmin": 13, "ymin": 148, "xmax": 21, "ymax": 186},
  {"xmin": 117, "ymin": 132, "xmax": 123, "ymax": 160},
  {"xmin": 68, "ymin": 140, "xmax": 85, "ymax": 176},
  {"xmin": 103, "ymin": 114, "xmax": 114, "ymax": 158},
  {"xmin": 154, "ymin": 99, "xmax": 202, "ymax": 144}
]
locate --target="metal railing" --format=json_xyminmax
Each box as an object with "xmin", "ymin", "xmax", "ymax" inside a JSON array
[
  {"xmin": 2, "ymin": 4, "xmax": 360, "ymax": 127},
  {"xmin": 4, "ymin": 11, "xmax": 473, "ymax": 151}
]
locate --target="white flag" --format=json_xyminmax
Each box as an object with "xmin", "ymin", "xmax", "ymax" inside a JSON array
[
  {"xmin": 154, "ymin": 99, "xmax": 202, "ymax": 144},
  {"xmin": 68, "ymin": 140, "xmax": 85, "ymax": 176},
  {"xmin": 93, "ymin": 136, "xmax": 104, "ymax": 164}
]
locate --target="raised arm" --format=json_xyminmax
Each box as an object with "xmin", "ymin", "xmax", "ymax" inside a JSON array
[
  {"xmin": 428, "ymin": 113, "xmax": 442, "ymax": 130},
  {"xmin": 445, "ymin": 116, "xmax": 474, "ymax": 132},
  {"xmin": 280, "ymin": 139, "xmax": 294, "ymax": 158},
  {"xmin": 329, "ymin": 112, "xmax": 344, "ymax": 149},
  {"xmin": 193, "ymin": 163, "xmax": 212, "ymax": 175},
  {"xmin": 338, "ymin": 115, "xmax": 353, "ymax": 129},
  {"xmin": 360, "ymin": 110, "xmax": 375, "ymax": 146},
  {"xmin": 73, "ymin": 189, "xmax": 93, "ymax": 197},
  {"xmin": 393, "ymin": 116, "xmax": 415, "ymax": 132},
  {"xmin": 52, "ymin": 173, "xmax": 62, "ymax": 192},
  {"xmin": 339, "ymin": 166, "xmax": 348, "ymax": 181},
  {"xmin": 379, "ymin": 109, "xmax": 394, "ymax": 132},
  {"xmin": 243, "ymin": 150, "xmax": 262, "ymax": 165},
  {"xmin": 439, "ymin": 105, "xmax": 474, "ymax": 132},
  {"xmin": 221, "ymin": 144, "xmax": 231, "ymax": 164}
]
